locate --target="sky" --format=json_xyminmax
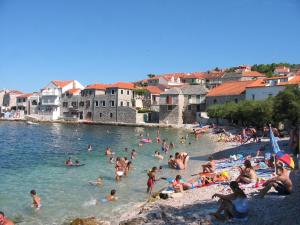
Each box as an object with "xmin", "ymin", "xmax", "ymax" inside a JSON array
[{"xmin": 0, "ymin": 0, "xmax": 300, "ymax": 92}]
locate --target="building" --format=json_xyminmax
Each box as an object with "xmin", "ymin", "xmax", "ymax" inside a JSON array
[
  {"xmin": 246, "ymin": 75, "xmax": 300, "ymax": 101},
  {"xmin": 39, "ymin": 80, "xmax": 84, "ymax": 120},
  {"xmin": 204, "ymin": 71, "xmax": 225, "ymax": 89},
  {"xmin": 159, "ymin": 85, "xmax": 208, "ymax": 125},
  {"xmin": 16, "ymin": 93, "xmax": 40, "ymax": 117},
  {"xmin": 2, "ymin": 90, "xmax": 24, "ymax": 111},
  {"xmin": 221, "ymin": 71, "xmax": 265, "ymax": 83},
  {"xmin": 60, "ymin": 88, "xmax": 82, "ymax": 121},
  {"xmin": 206, "ymin": 80, "xmax": 257, "ymax": 107},
  {"xmin": 274, "ymin": 66, "xmax": 290, "ymax": 76}
]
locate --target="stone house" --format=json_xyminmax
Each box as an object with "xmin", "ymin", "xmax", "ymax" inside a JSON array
[
  {"xmin": 206, "ymin": 80, "xmax": 257, "ymax": 107},
  {"xmin": 60, "ymin": 88, "xmax": 83, "ymax": 120},
  {"xmin": 16, "ymin": 93, "xmax": 40, "ymax": 116},
  {"xmin": 93, "ymin": 82, "xmax": 137, "ymax": 123},
  {"xmin": 159, "ymin": 85, "xmax": 208, "ymax": 125},
  {"xmin": 2, "ymin": 90, "xmax": 24, "ymax": 111}
]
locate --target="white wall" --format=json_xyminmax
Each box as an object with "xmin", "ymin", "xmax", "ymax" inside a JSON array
[{"xmin": 246, "ymin": 86, "xmax": 286, "ymax": 101}]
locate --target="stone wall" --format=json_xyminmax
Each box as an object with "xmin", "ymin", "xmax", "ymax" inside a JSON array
[{"xmin": 206, "ymin": 94, "xmax": 245, "ymax": 108}]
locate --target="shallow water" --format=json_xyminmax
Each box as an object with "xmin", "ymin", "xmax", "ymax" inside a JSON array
[{"xmin": 0, "ymin": 121, "xmax": 215, "ymax": 225}]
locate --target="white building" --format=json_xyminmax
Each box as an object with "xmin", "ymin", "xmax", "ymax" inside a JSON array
[
  {"xmin": 246, "ymin": 75, "xmax": 300, "ymax": 101},
  {"xmin": 39, "ymin": 80, "xmax": 84, "ymax": 120}
]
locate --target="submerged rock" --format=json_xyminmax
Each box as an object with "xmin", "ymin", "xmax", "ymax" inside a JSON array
[{"xmin": 70, "ymin": 217, "xmax": 110, "ymax": 225}]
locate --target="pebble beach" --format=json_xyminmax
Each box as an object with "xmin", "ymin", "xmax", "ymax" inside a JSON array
[{"xmin": 117, "ymin": 130, "xmax": 300, "ymax": 225}]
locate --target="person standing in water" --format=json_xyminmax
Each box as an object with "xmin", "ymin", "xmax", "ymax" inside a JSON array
[
  {"xmin": 147, "ymin": 167, "xmax": 160, "ymax": 194},
  {"xmin": 0, "ymin": 211, "xmax": 14, "ymax": 225},
  {"xmin": 30, "ymin": 190, "xmax": 41, "ymax": 209}
]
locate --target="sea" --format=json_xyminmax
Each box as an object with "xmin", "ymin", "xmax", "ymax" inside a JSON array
[{"xmin": 0, "ymin": 121, "xmax": 215, "ymax": 225}]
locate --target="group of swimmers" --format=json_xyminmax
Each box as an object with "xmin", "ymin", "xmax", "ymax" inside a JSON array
[{"xmin": 168, "ymin": 152, "xmax": 189, "ymax": 170}]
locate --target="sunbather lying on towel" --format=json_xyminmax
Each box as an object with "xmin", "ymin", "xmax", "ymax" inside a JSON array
[{"xmin": 171, "ymin": 175, "xmax": 202, "ymax": 192}]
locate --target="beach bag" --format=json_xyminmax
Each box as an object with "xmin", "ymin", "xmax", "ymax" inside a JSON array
[{"xmin": 159, "ymin": 193, "xmax": 169, "ymax": 200}]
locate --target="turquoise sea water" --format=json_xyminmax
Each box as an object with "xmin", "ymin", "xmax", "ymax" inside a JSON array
[{"xmin": 0, "ymin": 122, "xmax": 215, "ymax": 225}]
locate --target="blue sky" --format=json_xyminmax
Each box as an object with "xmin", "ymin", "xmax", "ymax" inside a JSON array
[{"xmin": 0, "ymin": 0, "xmax": 300, "ymax": 92}]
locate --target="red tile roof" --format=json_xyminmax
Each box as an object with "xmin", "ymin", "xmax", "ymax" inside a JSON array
[
  {"xmin": 66, "ymin": 88, "xmax": 81, "ymax": 95},
  {"xmin": 274, "ymin": 66, "xmax": 290, "ymax": 73},
  {"xmin": 145, "ymin": 86, "xmax": 164, "ymax": 94},
  {"xmin": 108, "ymin": 82, "xmax": 135, "ymax": 89},
  {"xmin": 52, "ymin": 80, "xmax": 74, "ymax": 88},
  {"xmin": 17, "ymin": 93, "xmax": 33, "ymax": 98},
  {"xmin": 241, "ymin": 71, "xmax": 265, "ymax": 77},
  {"xmin": 246, "ymin": 75, "xmax": 300, "ymax": 88},
  {"xmin": 84, "ymin": 83, "xmax": 108, "ymax": 90},
  {"xmin": 204, "ymin": 71, "xmax": 225, "ymax": 79},
  {"xmin": 207, "ymin": 80, "xmax": 257, "ymax": 97},
  {"xmin": 8, "ymin": 90, "xmax": 24, "ymax": 95}
]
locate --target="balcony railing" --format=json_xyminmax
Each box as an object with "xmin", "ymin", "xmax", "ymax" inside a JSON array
[
  {"xmin": 188, "ymin": 98, "xmax": 203, "ymax": 104},
  {"xmin": 42, "ymin": 89, "xmax": 60, "ymax": 96}
]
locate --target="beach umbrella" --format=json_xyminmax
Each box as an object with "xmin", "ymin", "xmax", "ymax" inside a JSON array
[
  {"xmin": 276, "ymin": 151, "xmax": 295, "ymax": 169},
  {"xmin": 269, "ymin": 126, "xmax": 280, "ymax": 154}
]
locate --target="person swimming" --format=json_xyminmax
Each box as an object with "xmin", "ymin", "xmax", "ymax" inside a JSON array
[
  {"xmin": 75, "ymin": 160, "xmax": 81, "ymax": 166},
  {"xmin": 106, "ymin": 189, "xmax": 118, "ymax": 201},
  {"xmin": 65, "ymin": 157, "xmax": 73, "ymax": 166},
  {"xmin": 30, "ymin": 190, "xmax": 41, "ymax": 209},
  {"xmin": 154, "ymin": 151, "xmax": 164, "ymax": 160},
  {"xmin": 109, "ymin": 157, "xmax": 115, "ymax": 164},
  {"xmin": 131, "ymin": 149, "xmax": 137, "ymax": 159},
  {"xmin": 87, "ymin": 145, "xmax": 92, "ymax": 151},
  {"xmin": 105, "ymin": 147, "xmax": 112, "ymax": 156},
  {"xmin": 89, "ymin": 177, "xmax": 103, "ymax": 186}
]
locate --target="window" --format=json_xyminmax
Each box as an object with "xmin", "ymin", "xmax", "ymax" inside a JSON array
[
  {"xmin": 99, "ymin": 113, "xmax": 102, "ymax": 118},
  {"xmin": 167, "ymin": 105, "xmax": 173, "ymax": 111},
  {"xmin": 101, "ymin": 101, "xmax": 106, "ymax": 107},
  {"xmin": 196, "ymin": 95, "xmax": 200, "ymax": 99},
  {"xmin": 63, "ymin": 102, "xmax": 68, "ymax": 107},
  {"xmin": 72, "ymin": 102, "xmax": 77, "ymax": 107},
  {"xmin": 95, "ymin": 101, "xmax": 99, "ymax": 107},
  {"xmin": 110, "ymin": 101, "xmax": 115, "ymax": 107},
  {"xmin": 110, "ymin": 113, "xmax": 113, "ymax": 118},
  {"xmin": 213, "ymin": 99, "xmax": 217, "ymax": 104},
  {"xmin": 188, "ymin": 105, "xmax": 192, "ymax": 110},
  {"xmin": 111, "ymin": 89, "xmax": 115, "ymax": 95},
  {"xmin": 252, "ymin": 94, "xmax": 255, "ymax": 100},
  {"xmin": 188, "ymin": 95, "xmax": 191, "ymax": 99},
  {"xmin": 166, "ymin": 96, "xmax": 173, "ymax": 104},
  {"xmin": 196, "ymin": 105, "xmax": 201, "ymax": 112},
  {"xmin": 79, "ymin": 101, "xmax": 84, "ymax": 107},
  {"xmin": 127, "ymin": 102, "xmax": 130, "ymax": 106},
  {"xmin": 127, "ymin": 90, "xmax": 130, "ymax": 95},
  {"xmin": 32, "ymin": 100, "xmax": 37, "ymax": 105},
  {"xmin": 120, "ymin": 101, "xmax": 123, "ymax": 106},
  {"xmin": 121, "ymin": 90, "xmax": 123, "ymax": 94},
  {"xmin": 234, "ymin": 99, "xmax": 238, "ymax": 103}
]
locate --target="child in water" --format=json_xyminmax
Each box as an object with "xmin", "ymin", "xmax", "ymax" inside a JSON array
[
  {"xmin": 30, "ymin": 190, "xmax": 41, "ymax": 209},
  {"xmin": 106, "ymin": 189, "xmax": 118, "ymax": 201}
]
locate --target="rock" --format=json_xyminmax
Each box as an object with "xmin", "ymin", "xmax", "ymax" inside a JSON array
[
  {"xmin": 119, "ymin": 217, "xmax": 148, "ymax": 225},
  {"xmin": 70, "ymin": 217, "xmax": 110, "ymax": 225}
]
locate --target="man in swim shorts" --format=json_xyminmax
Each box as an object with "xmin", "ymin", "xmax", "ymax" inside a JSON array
[
  {"xmin": 30, "ymin": 190, "xmax": 41, "ymax": 209},
  {"xmin": 258, "ymin": 166, "xmax": 293, "ymax": 198},
  {"xmin": 0, "ymin": 211, "xmax": 14, "ymax": 225}
]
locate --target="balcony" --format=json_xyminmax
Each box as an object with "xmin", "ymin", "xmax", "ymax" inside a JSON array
[
  {"xmin": 41, "ymin": 98, "xmax": 60, "ymax": 106},
  {"xmin": 159, "ymin": 97, "xmax": 179, "ymax": 105},
  {"xmin": 188, "ymin": 98, "xmax": 203, "ymax": 104},
  {"xmin": 42, "ymin": 89, "xmax": 60, "ymax": 96}
]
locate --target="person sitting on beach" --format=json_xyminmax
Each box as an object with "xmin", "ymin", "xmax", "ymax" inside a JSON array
[
  {"xmin": 106, "ymin": 189, "xmax": 118, "ymax": 201},
  {"xmin": 236, "ymin": 160, "xmax": 257, "ymax": 184},
  {"xmin": 202, "ymin": 156, "xmax": 216, "ymax": 173},
  {"xmin": 30, "ymin": 190, "xmax": 41, "ymax": 209},
  {"xmin": 168, "ymin": 155, "xmax": 177, "ymax": 169},
  {"xmin": 171, "ymin": 175, "xmax": 202, "ymax": 192},
  {"xmin": 65, "ymin": 157, "xmax": 73, "ymax": 166},
  {"xmin": 131, "ymin": 149, "xmax": 137, "ymax": 160},
  {"xmin": 87, "ymin": 144, "xmax": 92, "ymax": 151},
  {"xmin": 0, "ymin": 211, "xmax": 14, "ymax": 225},
  {"xmin": 147, "ymin": 167, "xmax": 159, "ymax": 194},
  {"xmin": 258, "ymin": 166, "xmax": 292, "ymax": 198},
  {"xmin": 210, "ymin": 181, "xmax": 249, "ymax": 221},
  {"xmin": 174, "ymin": 152, "xmax": 189, "ymax": 170}
]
